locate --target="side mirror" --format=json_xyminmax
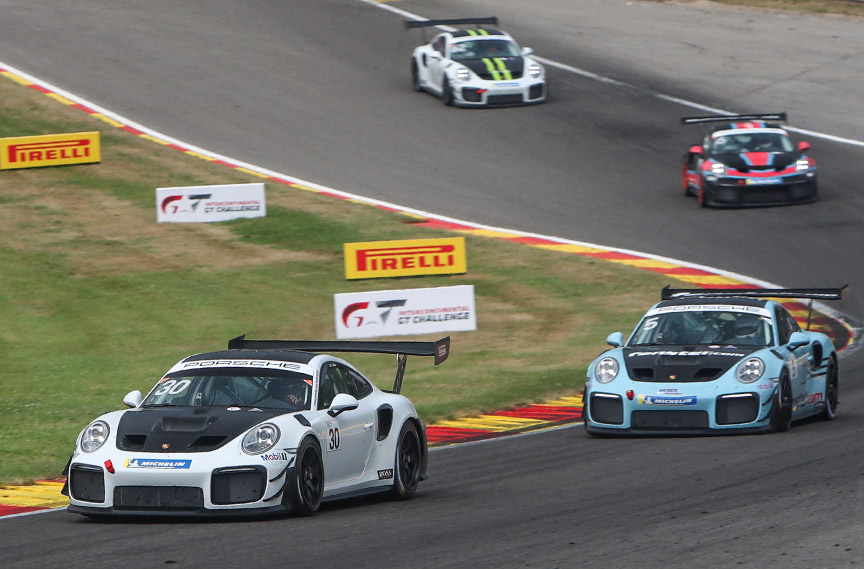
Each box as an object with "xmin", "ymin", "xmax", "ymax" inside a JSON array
[
  {"xmin": 798, "ymin": 141, "xmax": 811, "ymax": 152},
  {"xmin": 689, "ymin": 145, "xmax": 704, "ymax": 156},
  {"xmin": 606, "ymin": 332, "xmax": 624, "ymax": 347},
  {"xmin": 521, "ymin": 47, "xmax": 534, "ymax": 56},
  {"xmin": 328, "ymin": 393, "xmax": 359, "ymax": 417},
  {"xmin": 123, "ymin": 390, "xmax": 143, "ymax": 408},
  {"xmin": 787, "ymin": 331, "xmax": 811, "ymax": 351},
  {"xmin": 429, "ymin": 52, "xmax": 441, "ymax": 61}
]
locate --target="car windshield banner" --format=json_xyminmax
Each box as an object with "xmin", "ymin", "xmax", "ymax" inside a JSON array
[
  {"xmin": 334, "ymin": 285, "xmax": 477, "ymax": 339},
  {"xmin": 155, "ymin": 182, "xmax": 266, "ymax": 223},
  {"xmin": 344, "ymin": 237, "xmax": 467, "ymax": 280}
]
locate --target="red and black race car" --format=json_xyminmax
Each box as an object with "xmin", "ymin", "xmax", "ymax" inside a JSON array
[{"xmin": 681, "ymin": 113, "xmax": 818, "ymax": 208}]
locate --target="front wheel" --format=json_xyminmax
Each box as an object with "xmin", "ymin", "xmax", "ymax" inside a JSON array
[
  {"xmin": 411, "ymin": 61, "xmax": 422, "ymax": 92},
  {"xmin": 820, "ymin": 356, "xmax": 838, "ymax": 420},
  {"xmin": 287, "ymin": 437, "xmax": 323, "ymax": 515},
  {"xmin": 441, "ymin": 78, "xmax": 454, "ymax": 106},
  {"xmin": 391, "ymin": 422, "xmax": 421, "ymax": 499},
  {"xmin": 769, "ymin": 372, "xmax": 793, "ymax": 432}
]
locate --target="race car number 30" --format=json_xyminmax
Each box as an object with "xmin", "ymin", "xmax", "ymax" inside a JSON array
[{"xmin": 325, "ymin": 420, "xmax": 341, "ymax": 452}]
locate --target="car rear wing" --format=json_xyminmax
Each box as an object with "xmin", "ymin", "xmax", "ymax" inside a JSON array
[
  {"xmin": 680, "ymin": 113, "xmax": 787, "ymax": 125},
  {"xmin": 661, "ymin": 285, "xmax": 847, "ymax": 301},
  {"xmin": 405, "ymin": 17, "xmax": 498, "ymax": 30},
  {"xmin": 227, "ymin": 335, "xmax": 450, "ymax": 394},
  {"xmin": 661, "ymin": 285, "xmax": 848, "ymax": 330}
]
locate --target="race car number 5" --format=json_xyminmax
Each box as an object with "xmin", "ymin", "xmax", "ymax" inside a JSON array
[{"xmin": 325, "ymin": 421, "xmax": 341, "ymax": 452}]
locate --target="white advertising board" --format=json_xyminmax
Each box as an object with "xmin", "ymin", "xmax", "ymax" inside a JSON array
[
  {"xmin": 155, "ymin": 183, "xmax": 266, "ymax": 223},
  {"xmin": 334, "ymin": 285, "xmax": 477, "ymax": 339}
]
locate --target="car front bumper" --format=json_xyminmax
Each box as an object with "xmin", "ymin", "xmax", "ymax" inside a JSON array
[
  {"xmin": 66, "ymin": 447, "xmax": 296, "ymax": 516},
  {"xmin": 703, "ymin": 175, "xmax": 817, "ymax": 207},
  {"xmin": 584, "ymin": 382, "xmax": 778, "ymax": 435},
  {"xmin": 453, "ymin": 79, "xmax": 547, "ymax": 107}
]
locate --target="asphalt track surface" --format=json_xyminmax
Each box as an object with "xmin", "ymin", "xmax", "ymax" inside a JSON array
[{"xmin": 1, "ymin": 0, "xmax": 863, "ymax": 567}]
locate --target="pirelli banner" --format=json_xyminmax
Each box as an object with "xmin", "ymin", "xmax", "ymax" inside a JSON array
[
  {"xmin": 334, "ymin": 285, "xmax": 477, "ymax": 339},
  {"xmin": 344, "ymin": 237, "xmax": 467, "ymax": 280},
  {"xmin": 1, "ymin": 131, "xmax": 101, "ymax": 170}
]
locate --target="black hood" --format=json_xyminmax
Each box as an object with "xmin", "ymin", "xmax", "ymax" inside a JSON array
[
  {"xmin": 712, "ymin": 152, "xmax": 797, "ymax": 172},
  {"xmin": 623, "ymin": 346, "xmax": 753, "ymax": 383},
  {"xmin": 460, "ymin": 56, "xmax": 525, "ymax": 80},
  {"xmin": 116, "ymin": 407, "xmax": 289, "ymax": 453}
]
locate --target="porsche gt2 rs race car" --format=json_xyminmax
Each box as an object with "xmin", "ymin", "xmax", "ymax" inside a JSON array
[
  {"xmin": 682, "ymin": 113, "xmax": 818, "ymax": 207},
  {"xmin": 62, "ymin": 336, "xmax": 450, "ymax": 517},
  {"xmin": 407, "ymin": 17, "xmax": 547, "ymax": 107},
  {"xmin": 584, "ymin": 286, "xmax": 845, "ymax": 436}
]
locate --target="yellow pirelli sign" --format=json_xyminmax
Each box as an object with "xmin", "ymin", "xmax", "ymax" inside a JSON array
[
  {"xmin": 0, "ymin": 131, "xmax": 101, "ymax": 170},
  {"xmin": 344, "ymin": 237, "xmax": 467, "ymax": 280}
]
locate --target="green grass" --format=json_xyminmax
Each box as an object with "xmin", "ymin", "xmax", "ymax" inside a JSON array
[{"xmin": 0, "ymin": 61, "xmax": 681, "ymax": 486}]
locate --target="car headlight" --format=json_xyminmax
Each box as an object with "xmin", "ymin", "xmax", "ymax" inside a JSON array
[
  {"xmin": 528, "ymin": 64, "xmax": 542, "ymax": 78},
  {"xmin": 80, "ymin": 420, "xmax": 110, "ymax": 453},
  {"xmin": 455, "ymin": 67, "xmax": 470, "ymax": 81},
  {"xmin": 736, "ymin": 358, "xmax": 765, "ymax": 384},
  {"xmin": 594, "ymin": 357, "xmax": 619, "ymax": 384},
  {"xmin": 795, "ymin": 158, "xmax": 812, "ymax": 172},
  {"xmin": 242, "ymin": 423, "xmax": 280, "ymax": 455},
  {"xmin": 711, "ymin": 162, "xmax": 726, "ymax": 175}
]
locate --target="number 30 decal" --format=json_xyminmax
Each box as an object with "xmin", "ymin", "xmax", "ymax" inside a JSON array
[
  {"xmin": 153, "ymin": 379, "xmax": 191, "ymax": 396},
  {"xmin": 325, "ymin": 421, "xmax": 341, "ymax": 452}
]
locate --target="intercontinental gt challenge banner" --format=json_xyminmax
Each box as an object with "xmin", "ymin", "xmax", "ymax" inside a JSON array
[
  {"xmin": 334, "ymin": 285, "xmax": 477, "ymax": 339},
  {"xmin": 155, "ymin": 182, "xmax": 266, "ymax": 223}
]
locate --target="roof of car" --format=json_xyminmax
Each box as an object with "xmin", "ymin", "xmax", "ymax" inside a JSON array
[
  {"xmin": 712, "ymin": 121, "xmax": 785, "ymax": 132},
  {"xmin": 450, "ymin": 29, "xmax": 509, "ymax": 39},
  {"xmin": 183, "ymin": 349, "xmax": 320, "ymax": 365},
  {"xmin": 656, "ymin": 297, "xmax": 770, "ymax": 309}
]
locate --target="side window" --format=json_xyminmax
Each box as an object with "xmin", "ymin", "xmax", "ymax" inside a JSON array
[
  {"xmin": 775, "ymin": 306, "xmax": 793, "ymax": 346},
  {"xmin": 317, "ymin": 363, "xmax": 354, "ymax": 410},
  {"xmin": 433, "ymin": 36, "xmax": 446, "ymax": 55},
  {"xmin": 345, "ymin": 369, "xmax": 373, "ymax": 399}
]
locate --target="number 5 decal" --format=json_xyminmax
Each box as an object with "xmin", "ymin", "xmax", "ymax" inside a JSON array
[{"xmin": 325, "ymin": 420, "xmax": 341, "ymax": 452}]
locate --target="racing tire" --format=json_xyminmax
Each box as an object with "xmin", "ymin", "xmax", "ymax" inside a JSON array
[
  {"xmin": 441, "ymin": 78, "xmax": 454, "ymax": 106},
  {"xmin": 411, "ymin": 61, "xmax": 423, "ymax": 92},
  {"xmin": 769, "ymin": 371, "xmax": 793, "ymax": 432},
  {"xmin": 682, "ymin": 165, "xmax": 693, "ymax": 197},
  {"xmin": 287, "ymin": 437, "xmax": 324, "ymax": 516},
  {"xmin": 699, "ymin": 186, "xmax": 712, "ymax": 208},
  {"xmin": 819, "ymin": 356, "xmax": 839, "ymax": 420},
  {"xmin": 391, "ymin": 422, "xmax": 421, "ymax": 500}
]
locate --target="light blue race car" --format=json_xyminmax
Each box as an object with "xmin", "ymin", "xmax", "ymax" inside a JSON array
[{"xmin": 584, "ymin": 286, "xmax": 846, "ymax": 435}]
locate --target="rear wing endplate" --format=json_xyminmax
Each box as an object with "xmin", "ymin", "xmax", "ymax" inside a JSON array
[
  {"xmin": 681, "ymin": 113, "xmax": 787, "ymax": 125},
  {"xmin": 405, "ymin": 17, "xmax": 498, "ymax": 30},
  {"xmin": 227, "ymin": 335, "xmax": 450, "ymax": 394}
]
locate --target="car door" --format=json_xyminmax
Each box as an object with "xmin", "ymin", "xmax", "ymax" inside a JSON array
[
  {"xmin": 426, "ymin": 34, "xmax": 449, "ymax": 93},
  {"xmin": 315, "ymin": 362, "xmax": 376, "ymax": 486},
  {"xmin": 775, "ymin": 306, "xmax": 811, "ymax": 411}
]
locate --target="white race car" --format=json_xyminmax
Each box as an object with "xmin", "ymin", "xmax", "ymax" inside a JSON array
[
  {"xmin": 62, "ymin": 336, "xmax": 450, "ymax": 517},
  {"xmin": 407, "ymin": 17, "xmax": 547, "ymax": 107}
]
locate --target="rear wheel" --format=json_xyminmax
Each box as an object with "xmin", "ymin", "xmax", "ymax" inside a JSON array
[
  {"xmin": 391, "ymin": 422, "xmax": 421, "ymax": 499},
  {"xmin": 820, "ymin": 356, "xmax": 838, "ymax": 420},
  {"xmin": 769, "ymin": 371, "xmax": 793, "ymax": 432},
  {"xmin": 287, "ymin": 437, "xmax": 323, "ymax": 515}
]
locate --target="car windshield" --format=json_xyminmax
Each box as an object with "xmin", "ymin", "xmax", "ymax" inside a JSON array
[
  {"xmin": 710, "ymin": 132, "xmax": 794, "ymax": 154},
  {"xmin": 450, "ymin": 39, "xmax": 521, "ymax": 61},
  {"xmin": 141, "ymin": 368, "xmax": 313, "ymax": 411},
  {"xmin": 629, "ymin": 310, "xmax": 773, "ymax": 348}
]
